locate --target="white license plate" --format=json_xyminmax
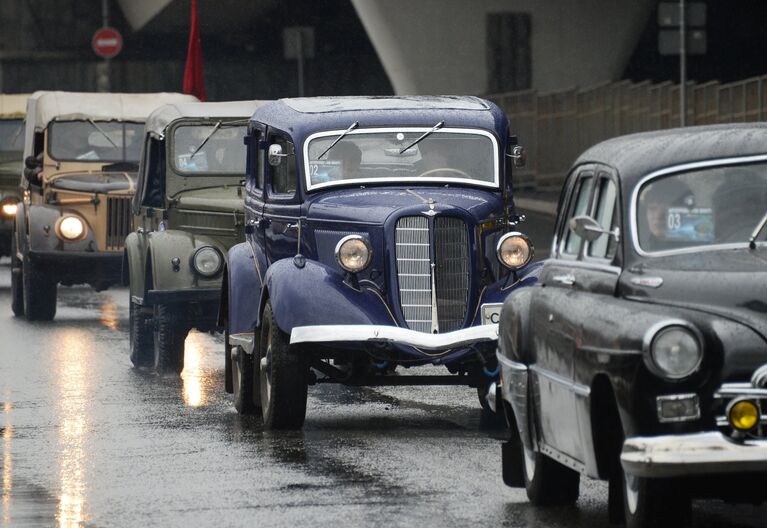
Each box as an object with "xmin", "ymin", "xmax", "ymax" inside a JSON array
[{"xmin": 481, "ymin": 303, "xmax": 503, "ymax": 325}]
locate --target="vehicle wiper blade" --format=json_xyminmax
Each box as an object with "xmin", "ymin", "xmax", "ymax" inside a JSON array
[
  {"xmin": 399, "ymin": 121, "xmax": 444, "ymax": 154},
  {"xmin": 87, "ymin": 119, "xmax": 119, "ymax": 148},
  {"xmin": 317, "ymin": 122, "xmax": 359, "ymax": 160},
  {"xmin": 190, "ymin": 120, "xmax": 222, "ymax": 159},
  {"xmin": 749, "ymin": 211, "xmax": 767, "ymax": 249}
]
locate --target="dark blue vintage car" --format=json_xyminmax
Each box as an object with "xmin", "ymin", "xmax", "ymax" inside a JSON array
[
  {"xmin": 497, "ymin": 123, "xmax": 767, "ymax": 527},
  {"xmin": 219, "ymin": 96, "xmax": 540, "ymax": 428}
]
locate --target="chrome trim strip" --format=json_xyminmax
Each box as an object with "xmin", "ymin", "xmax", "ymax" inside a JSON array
[
  {"xmin": 715, "ymin": 384, "xmax": 767, "ymax": 398},
  {"xmin": 290, "ymin": 323, "xmax": 499, "ymax": 350},
  {"xmin": 229, "ymin": 332, "xmax": 255, "ymax": 354},
  {"xmin": 529, "ymin": 364, "xmax": 591, "ymax": 397},
  {"xmin": 629, "ymin": 154, "xmax": 767, "ymax": 258}
]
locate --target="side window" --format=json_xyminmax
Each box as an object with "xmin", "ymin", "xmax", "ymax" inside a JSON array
[
  {"xmin": 562, "ymin": 174, "xmax": 594, "ymax": 256},
  {"xmin": 270, "ymin": 137, "xmax": 296, "ymax": 195},
  {"xmin": 252, "ymin": 132, "xmax": 264, "ymax": 192},
  {"xmin": 587, "ymin": 175, "xmax": 619, "ymax": 260},
  {"xmin": 142, "ymin": 138, "xmax": 165, "ymax": 208}
]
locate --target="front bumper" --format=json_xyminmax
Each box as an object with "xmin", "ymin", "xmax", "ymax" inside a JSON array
[
  {"xmin": 28, "ymin": 250, "xmax": 122, "ymax": 283},
  {"xmin": 289, "ymin": 323, "xmax": 499, "ymax": 351},
  {"xmin": 143, "ymin": 287, "xmax": 220, "ymax": 306},
  {"xmin": 621, "ymin": 432, "xmax": 767, "ymax": 478}
]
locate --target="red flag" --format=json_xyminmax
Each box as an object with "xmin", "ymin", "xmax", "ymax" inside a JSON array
[{"xmin": 183, "ymin": 0, "xmax": 206, "ymax": 101}]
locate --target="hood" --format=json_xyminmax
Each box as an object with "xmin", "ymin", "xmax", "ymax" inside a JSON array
[
  {"xmin": 174, "ymin": 185, "xmax": 245, "ymax": 213},
  {"xmin": 49, "ymin": 172, "xmax": 135, "ymax": 194},
  {"xmin": 306, "ymin": 186, "xmax": 503, "ymax": 224},
  {"xmin": 621, "ymin": 247, "xmax": 767, "ymax": 340}
]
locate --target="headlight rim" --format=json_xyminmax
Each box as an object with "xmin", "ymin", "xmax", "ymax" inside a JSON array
[
  {"xmin": 496, "ymin": 231, "xmax": 534, "ymax": 270},
  {"xmin": 54, "ymin": 214, "xmax": 88, "ymax": 241},
  {"xmin": 642, "ymin": 320, "xmax": 704, "ymax": 381},
  {"xmin": 334, "ymin": 234, "xmax": 372, "ymax": 274},
  {"xmin": 191, "ymin": 245, "xmax": 224, "ymax": 278}
]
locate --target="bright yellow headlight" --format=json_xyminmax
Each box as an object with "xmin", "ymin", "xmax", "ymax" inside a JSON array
[
  {"xmin": 496, "ymin": 232, "xmax": 534, "ymax": 270},
  {"xmin": 335, "ymin": 235, "xmax": 372, "ymax": 273},
  {"xmin": 57, "ymin": 216, "xmax": 86, "ymax": 241},
  {"xmin": 728, "ymin": 399, "xmax": 760, "ymax": 431},
  {"xmin": 1, "ymin": 202, "xmax": 18, "ymax": 217}
]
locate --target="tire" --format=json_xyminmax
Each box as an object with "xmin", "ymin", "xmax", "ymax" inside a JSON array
[
  {"xmin": 22, "ymin": 251, "xmax": 56, "ymax": 321},
  {"xmin": 622, "ymin": 470, "xmax": 691, "ymax": 528},
  {"xmin": 501, "ymin": 413, "xmax": 525, "ymax": 487},
  {"xmin": 232, "ymin": 343, "xmax": 258, "ymax": 415},
  {"xmin": 522, "ymin": 444, "xmax": 580, "ymax": 506},
  {"xmin": 10, "ymin": 234, "xmax": 24, "ymax": 317},
  {"xmin": 258, "ymin": 301, "xmax": 308, "ymax": 430},
  {"xmin": 153, "ymin": 303, "xmax": 187, "ymax": 375},
  {"xmin": 129, "ymin": 299, "xmax": 154, "ymax": 368}
]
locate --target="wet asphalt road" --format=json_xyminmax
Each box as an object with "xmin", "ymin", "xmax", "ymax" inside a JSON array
[{"xmin": 1, "ymin": 247, "xmax": 766, "ymax": 526}]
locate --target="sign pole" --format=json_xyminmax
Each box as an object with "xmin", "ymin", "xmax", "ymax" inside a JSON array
[
  {"xmin": 99, "ymin": 0, "xmax": 111, "ymax": 92},
  {"xmin": 679, "ymin": 0, "xmax": 686, "ymax": 126},
  {"xmin": 297, "ymin": 29, "xmax": 305, "ymax": 97}
]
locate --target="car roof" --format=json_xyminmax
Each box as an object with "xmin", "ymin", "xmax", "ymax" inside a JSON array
[
  {"xmin": 250, "ymin": 96, "xmax": 508, "ymax": 141},
  {"xmin": 0, "ymin": 93, "xmax": 30, "ymax": 119},
  {"xmin": 145, "ymin": 100, "xmax": 269, "ymax": 138},
  {"xmin": 29, "ymin": 91, "xmax": 199, "ymax": 130},
  {"xmin": 573, "ymin": 123, "xmax": 767, "ymax": 186}
]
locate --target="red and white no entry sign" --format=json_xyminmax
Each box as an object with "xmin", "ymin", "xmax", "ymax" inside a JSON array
[{"xmin": 92, "ymin": 27, "xmax": 123, "ymax": 59}]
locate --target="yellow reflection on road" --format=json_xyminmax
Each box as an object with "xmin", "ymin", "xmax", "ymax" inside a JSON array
[
  {"xmin": 2, "ymin": 401, "xmax": 12, "ymax": 526},
  {"xmin": 55, "ymin": 329, "xmax": 91, "ymax": 528},
  {"xmin": 99, "ymin": 301, "xmax": 119, "ymax": 331},
  {"xmin": 181, "ymin": 331, "xmax": 207, "ymax": 408}
]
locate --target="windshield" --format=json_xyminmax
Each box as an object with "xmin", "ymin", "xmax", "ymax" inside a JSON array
[
  {"xmin": 304, "ymin": 128, "xmax": 498, "ymax": 190},
  {"xmin": 0, "ymin": 119, "xmax": 24, "ymax": 152},
  {"xmin": 172, "ymin": 124, "xmax": 247, "ymax": 174},
  {"xmin": 49, "ymin": 121, "xmax": 144, "ymax": 162},
  {"xmin": 636, "ymin": 161, "xmax": 767, "ymax": 253}
]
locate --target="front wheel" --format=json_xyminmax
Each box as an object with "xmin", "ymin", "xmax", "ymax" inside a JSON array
[
  {"xmin": 522, "ymin": 445, "xmax": 580, "ymax": 506},
  {"xmin": 232, "ymin": 343, "xmax": 258, "ymax": 415},
  {"xmin": 153, "ymin": 303, "xmax": 187, "ymax": 375},
  {"xmin": 258, "ymin": 301, "xmax": 308, "ymax": 429},
  {"xmin": 129, "ymin": 299, "xmax": 154, "ymax": 367},
  {"xmin": 22, "ymin": 252, "xmax": 56, "ymax": 321},
  {"xmin": 621, "ymin": 471, "xmax": 691, "ymax": 528},
  {"xmin": 10, "ymin": 235, "xmax": 24, "ymax": 317}
]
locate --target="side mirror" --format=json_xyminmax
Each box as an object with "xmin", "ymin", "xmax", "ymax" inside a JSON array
[
  {"xmin": 507, "ymin": 145, "xmax": 526, "ymax": 168},
  {"xmin": 570, "ymin": 215, "xmax": 620, "ymax": 243},
  {"xmin": 268, "ymin": 144, "xmax": 287, "ymax": 167}
]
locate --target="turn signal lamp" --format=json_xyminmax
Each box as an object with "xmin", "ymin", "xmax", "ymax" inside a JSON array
[{"xmin": 728, "ymin": 399, "xmax": 760, "ymax": 431}]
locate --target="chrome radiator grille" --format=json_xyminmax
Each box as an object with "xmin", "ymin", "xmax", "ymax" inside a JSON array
[
  {"xmin": 395, "ymin": 216, "xmax": 470, "ymax": 333},
  {"xmin": 106, "ymin": 196, "xmax": 131, "ymax": 250}
]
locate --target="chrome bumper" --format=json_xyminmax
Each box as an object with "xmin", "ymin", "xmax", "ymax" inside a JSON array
[
  {"xmin": 621, "ymin": 432, "xmax": 767, "ymax": 478},
  {"xmin": 289, "ymin": 324, "xmax": 499, "ymax": 350}
]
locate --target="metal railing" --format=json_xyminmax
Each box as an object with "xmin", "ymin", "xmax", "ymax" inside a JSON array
[{"xmin": 488, "ymin": 75, "xmax": 767, "ymax": 190}]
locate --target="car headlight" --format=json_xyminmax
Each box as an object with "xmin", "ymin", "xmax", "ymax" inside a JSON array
[
  {"xmin": 496, "ymin": 232, "xmax": 534, "ymax": 270},
  {"xmin": 335, "ymin": 235, "xmax": 372, "ymax": 273},
  {"xmin": 56, "ymin": 215, "xmax": 86, "ymax": 241},
  {"xmin": 1, "ymin": 201, "xmax": 18, "ymax": 217},
  {"xmin": 192, "ymin": 246, "xmax": 223, "ymax": 277},
  {"xmin": 646, "ymin": 324, "xmax": 703, "ymax": 379}
]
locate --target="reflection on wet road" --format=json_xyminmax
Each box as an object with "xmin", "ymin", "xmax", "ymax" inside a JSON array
[{"xmin": 0, "ymin": 257, "xmax": 766, "ymax": 527}]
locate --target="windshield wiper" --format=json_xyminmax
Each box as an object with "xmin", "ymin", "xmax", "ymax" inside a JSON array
[
  {"xmin": 399, "ymin": 121, "xmax": 444, "ymax": 154},
  {"xmin": 749, "ymin": 211, "xmax": 767, "ymax": 249},
  {"xmin": 87, "ymin": 119, "xmax": 119, "ymax": 148},
  {"xmin": 190, "ymin": 120, "xmax": 222, "ymax": 159},
  {"xmin": 317, "ymin": 122, "xmax": 359, "ymax": 160}
]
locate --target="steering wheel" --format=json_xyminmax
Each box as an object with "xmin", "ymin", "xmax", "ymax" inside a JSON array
[{"xmin": 416, "ymin": 167, "xmax": 472, "ymax": 179}]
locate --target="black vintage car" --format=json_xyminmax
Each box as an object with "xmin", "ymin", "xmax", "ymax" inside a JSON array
[{"xmin": 496, "ymin": 123, "xmax": 767, "ymax": 527}]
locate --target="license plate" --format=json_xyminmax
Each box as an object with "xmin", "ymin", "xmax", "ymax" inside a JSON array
[{"xmin": 481, "ymin": 303, "xmax": 503, "ymax": 325}]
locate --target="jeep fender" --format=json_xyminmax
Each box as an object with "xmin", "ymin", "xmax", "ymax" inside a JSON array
[
  {"xmin": 14, "ymin": 203, "xmax": 28, "ymax": 256},
  {"xmin": 226, "ymin": 242, "xmax": 266, "ymax": 335},
  {"xmin": 264, "ymin": 258, "xmax": 395, "ymax": 336},
  {"xmin": 25, "ymin": 204, "xmax": 100, "ymax": 253},
  {"xmin": 124, "ymin": 231, "xmax": 149, "ymax": 299},
  {"xmin": 144, "ymin": 229, "xmax": 228, "ymax": 296}
]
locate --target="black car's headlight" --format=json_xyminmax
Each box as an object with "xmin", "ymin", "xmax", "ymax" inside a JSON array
[
  {"xmin": 496, "ymin": 232, "xmax": 534, "ymax": 270},
  {"xmin": 644, "ymin": 323, "xmax": 703, "ymax": 379},
  {"xmin": 335, "ymin": 235, "xmax": 372, "ymax": 273},
  {"xmin": 191, "ymin": 246, "xmax": 223, "ymax": 277}
]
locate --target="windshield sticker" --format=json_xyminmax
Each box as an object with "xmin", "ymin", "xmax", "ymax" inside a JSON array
[
  {"xmin": 309, "ymin": 159, "xmax": 343, "ymax": 183},
  {"xmin": 177, "ymin": 152, "xmax": 209, "ymax": 172},
  {"xmin": 665, "ymin": 207, "xmax": 714, "ymax": 242}
]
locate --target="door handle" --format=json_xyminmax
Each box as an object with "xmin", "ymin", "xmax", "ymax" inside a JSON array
[{"xmin": 552, "ymin": 273, "xmax": 576, "ymax": 286}]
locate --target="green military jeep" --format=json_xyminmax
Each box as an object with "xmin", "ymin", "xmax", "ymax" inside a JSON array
[
  {"xmin": 124, "ymin": 101, "xmax": 265, "ymax": 374},
  {"xmin": 0, "ymin": 94, "xmax": 27, "ymax": 257}
]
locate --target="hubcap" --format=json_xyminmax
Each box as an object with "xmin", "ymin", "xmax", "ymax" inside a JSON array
[{"xmin": 624, "ymin": 472, "xmax": 639, "ymax": 515}]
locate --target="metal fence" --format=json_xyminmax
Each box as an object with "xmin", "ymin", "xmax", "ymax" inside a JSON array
[{"xmin": 488, "ymin": 75, "xmax": 767, "ymax": 190}]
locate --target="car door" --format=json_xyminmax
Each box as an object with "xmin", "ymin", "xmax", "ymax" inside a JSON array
[
  {"xmin": 262, "ymin": 133, "xmax": 301, "ymax": 264},
  {"xmin": 528, "ymin": 167, "xmax": 598, "ymax": 465},
  {"xmin": 244, "ymin": 126, "xmax": 266, "ymax": 260}
]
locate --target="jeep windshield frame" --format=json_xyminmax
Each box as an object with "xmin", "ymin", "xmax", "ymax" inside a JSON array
[
  {"xmin": 47, "ymin": 120, "xmax": 144, "ymax": 163},
  {"xmin": 302, "ymin": 127, "xmax": 500, "ymax": 192},
  {"xmin": 169, "ymin": 121, "xmax": 248, "ymax": 176}
]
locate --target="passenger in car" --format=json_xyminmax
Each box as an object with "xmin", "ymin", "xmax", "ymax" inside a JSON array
[{"xmin": 327, "ymin": 141, "xmax": 362, "ymax": 180}]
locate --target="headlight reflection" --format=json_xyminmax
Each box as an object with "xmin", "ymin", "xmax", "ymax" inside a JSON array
[{"xmin": 182, "ymin": 331, "xmax": 207, "ymax": 408}]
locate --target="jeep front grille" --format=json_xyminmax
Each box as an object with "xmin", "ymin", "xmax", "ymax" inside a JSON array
[
  {"xmin": 0, "ymin": 173, "xmax": 17, "ymax": 188},
  {"xmin": 395, "ymin": 215, "xmax": 470, "ymax": 333},
  {"xmin": 106, "ymin": 196, "xmax": 131, "ymax": 250}
]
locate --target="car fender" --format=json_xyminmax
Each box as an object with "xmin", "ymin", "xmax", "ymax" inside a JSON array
[
  {"xmin": 226, "ymin": 242, "xmax": 266, "ymax": 335},
  {"xmin": 124, "ymin": 231, "xmax": 149, "ymax": 300},
  {"xmin": 264, "ymin": 258, "xmax": 395, "ymax": 335},
  {"xmin": 474, "ymin": 261, "xmax": 543, "ymax": 324},
  {"xmin": 25, "ymin": 204, "xmax": 100, "ymax": 253},
  {"xmin": 145, "ymin": 230, "xmax": 227, "ymax": 294},
  {"xmin": 14, "ymin": 203, "xmax": 28, "ymax": 255}
]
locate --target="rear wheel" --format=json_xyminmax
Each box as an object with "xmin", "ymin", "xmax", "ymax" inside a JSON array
[
  {"xmin": 10, "ymin": 235, "xmax": 24, "ymax": 317},
  {"xmin": 22, "ymin": 251, "xmax": 56, "ymax": 321},
  {"xmin": 622, "ymin": 471, "xmax": 690, "ymax": 528},
  {"xmin": 522, "ymin": 444, "xmax": 580, "ymax": 506},
  {"xmin": 232, "ymin": 341, "xmax": 258, "ymax": 415},
  {"xmin": 153, "ymin": 303, "xmax": 187, "ymax": 375},
  {"xmin": 259, "ymin": 301, "xmax": 308, "ymax": 429},
  {"xmin": 129, "ymin": 299, "xmax": 154, "ymax": 367}
]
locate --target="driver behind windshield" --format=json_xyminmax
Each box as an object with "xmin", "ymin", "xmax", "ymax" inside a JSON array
[{"xmin": 638, "ymin": 178, "xmax": 709, "ymax": 251}]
